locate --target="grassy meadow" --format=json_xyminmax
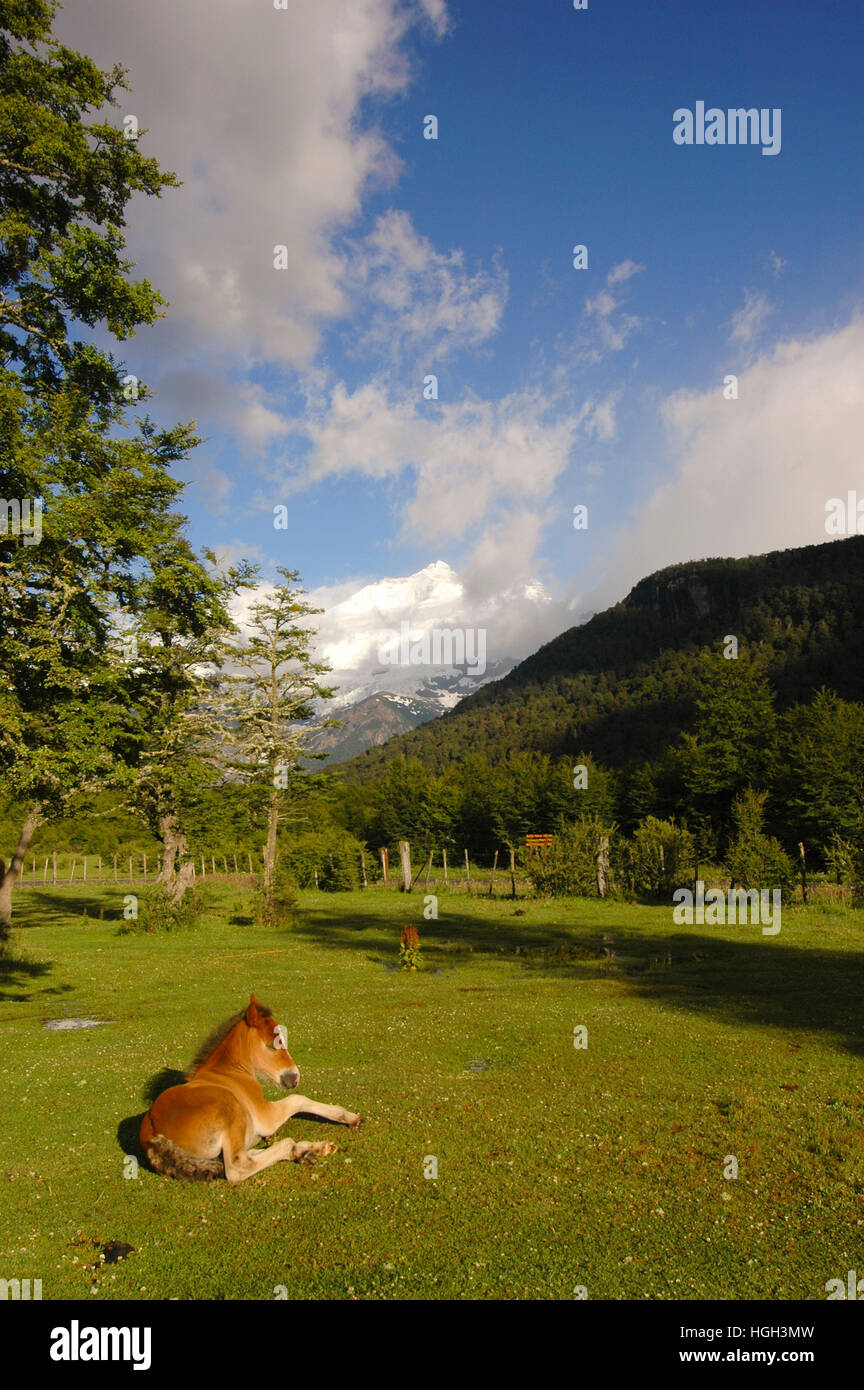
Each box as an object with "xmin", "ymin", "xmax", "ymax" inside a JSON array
[{"xmin": 1, "ymin": 880, "xmax": 862, "ymax": 1301}]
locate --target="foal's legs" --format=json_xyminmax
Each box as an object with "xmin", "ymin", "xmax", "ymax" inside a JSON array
[
  {"xmin": 222, "ymin": 1116, "xmax": 337, "ymax": 1183},
  {"xmin": 255, "ymin": 1094, "xmax": 362, "ymax": 1137}
]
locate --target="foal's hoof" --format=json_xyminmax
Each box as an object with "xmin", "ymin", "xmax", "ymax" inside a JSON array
[
  {"xmin": 347, "ymin": 1113, "xmax": 363, "ymax": 1128},
  {"xmin": 301, "ymin": 1141, "xmax": 338, "ymax": 1164}
]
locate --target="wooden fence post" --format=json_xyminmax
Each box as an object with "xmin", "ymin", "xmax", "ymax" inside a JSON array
[
  {"xmin": 211, "ymin": 855, "xmax": 216, "ymax": 875},
  {"xmin": 52, "ymin": 850, "xmax": 57, "ymax": 885},
  {"xmin": 399, "ymin": 841, "xmax": 413, "ymax": 893},
  {"xmin": 464, "ymin": 849, "xmax": 471, "ymax": 894},
  {"xmin": 69, "ymin": 858, "xmax": 75, "ymax": 884},
  {"xmin": 143, "ymin": 854, "xmax": 147, "ymax": 882},
  {"xmin": 800, "ymin": 841, "xmax": 808, "ymax": 898},
  {"xmin": 233, "ymin": 853, "xmax": 238, "ymax": 875},
  {"xmin": 442, "ymin": 849, "xmax": 448, "ymax": 883},
  {"xmin": 43, "ymin": 856, "xmax": 49, "ymax": 885},
  {"xmin": 379, "ymin": 847, "xmax": 389, "ymax": 883},
  {"xmin": 360, "ymin": 851, "xmax": 368, "ymax": 888},
  {"xmin": 247, "ymin": 852, "xmax": 253, "ymax": 875},
  {"xmin": 597, "ymin": 835, "xmax": 610, "ymax": 899},
  {"xmin": 201, "ymin": 857, "xmax": 206, "ymax": 879},
  {"xmin": 489, "ymin": 849, "xmax": 498, "ymax": 896},
  {"xmin": 509, "ymin": 848, "xmax": 517, "ymax": 899},
  {"xmin": 128, "ymin": 856, "xmax": 133, "ymax": 883},
  {"xmin": 97, "ymin": 855, "xmax": 102, "ymax": 882},
  {"xmin": 112, "ymin": 854, "xmax": 117, "ymax": 883}
]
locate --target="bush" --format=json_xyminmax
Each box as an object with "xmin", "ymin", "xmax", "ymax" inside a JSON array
[
  {"xmin": 278, "ymin": 827, "xmax": 367, "ymax": 892},
  {"xmin": 725, "ymin": 789, "xmax": 795, "ymax": 892},
  {"xmin": 523, "ymin": 817, "xmax": 616, "ymax": 897},
  {"xmin": 253, "ymin": 861, "xmax": 298, "ymax": 929},
  {"xmin": 123, "ymin": 883, "xmax": 204, "ymax": 934},
  {"xmin": 618, "ymin": 816, "xmax": 695, "ymax": 899}
]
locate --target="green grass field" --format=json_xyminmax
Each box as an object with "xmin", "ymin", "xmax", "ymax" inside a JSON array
[{"xmin": 1, "ymin": 881, "xmax": 862, "ymax": 1301}]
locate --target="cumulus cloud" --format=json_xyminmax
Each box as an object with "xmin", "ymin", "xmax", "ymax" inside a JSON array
[
  {"xmin": 298, "ymin": 380, "xmax": 600, "ymax": 545},
  {"xmin": 346, "ymin": 209, "xmax": 507, "ymax": 360},
  {"xmin": 54, "ymin": 0, "xmax": 449, "ymax": 369},
  {"xmin": 299, "ymin": 560, "xmax": 567, "ymax": 698}
]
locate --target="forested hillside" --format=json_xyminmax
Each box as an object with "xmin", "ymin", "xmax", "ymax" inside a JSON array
[
  {"xmin": 332, "ymin": 538, "xmax": 864, "ymax": 872},
  {"xmin": 343, "ymin": 537, "xmax": 864, "ymax": 777}
]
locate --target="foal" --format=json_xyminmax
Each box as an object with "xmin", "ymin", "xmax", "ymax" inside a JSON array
[{"xmin": 140, "ymin": 995, "xmax": 361, "ymax": 1182}]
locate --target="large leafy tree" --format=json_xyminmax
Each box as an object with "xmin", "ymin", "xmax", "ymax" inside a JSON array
[{"xmin": 0, "ymin": 1, "xmax": 218, "ymax": 937}]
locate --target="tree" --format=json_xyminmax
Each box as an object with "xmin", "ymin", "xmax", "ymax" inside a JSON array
[
  {"xmin": 679, "ymin": 651, "xmax": 778, "ymax": 844},
  {"xmin": 777, "ymin": 689, "xmax": 864, "ymax": 862},
  {"xmin": 0, "ymin": 1, "xmax": 210, "ymax": 940},
  {"xmin": 217, "ymin": 570, "xmax": 337, "ymax": 897},
  {"xmin": 115, "ymin": 550, "xmax": 257, "ymax": 900}
]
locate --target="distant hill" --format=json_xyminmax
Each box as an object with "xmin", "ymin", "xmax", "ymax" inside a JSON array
[{"xmin": 340, "ymin": 537, "xmax": 864, "ymax": 780}]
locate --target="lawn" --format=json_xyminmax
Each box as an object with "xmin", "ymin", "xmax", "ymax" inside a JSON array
[{"xmin": 1, "ymin": 881, "xmax": 862, "ymax": 1300}]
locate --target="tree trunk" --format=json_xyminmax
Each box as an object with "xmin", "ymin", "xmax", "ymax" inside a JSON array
[
  {"xmin": 158, "ymin": 813, "xmax": 187, "ymax": 888},
  {"xmin": 0, "ymin": 805, "xmax": 41, "ymax": 944},
  {"xmin": 263, "ymin": 789, "xmax": 279, "ymax": 893}
]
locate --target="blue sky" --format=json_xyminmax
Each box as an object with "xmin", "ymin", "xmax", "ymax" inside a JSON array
[{"xmin": 60, "ymin": 0, "xmax": 864, "ymax": 683}]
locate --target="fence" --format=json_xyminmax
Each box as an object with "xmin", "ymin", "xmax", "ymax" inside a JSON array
[{"xmin": 14, "ymin": 850, "xmax": 264, "ymax": 890}]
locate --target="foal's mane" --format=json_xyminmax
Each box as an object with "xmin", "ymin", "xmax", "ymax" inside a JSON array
[{"xmin": 186, "ymin": 1001, "xmax": 273, "ymax": 1077}]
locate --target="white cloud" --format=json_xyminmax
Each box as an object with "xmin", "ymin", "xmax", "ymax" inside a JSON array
[
  {"xmin": 728, "ymin": 289, "xmax": 773, "ymax": 344},
  {"xmin": 583, "ymin": 261, "xmax": 644, "ymax": 352},
  {"xmin": 592, "ymin": 317, "xmax": 864, "ymax": 608},
  {"xmin": 55, "ymin": 0, "xmax": 450, "ymax": 370},
  {"xmin": 767, "ymin": 250, "xmax": 787, "ymax": 280},
  {"xmin": 301, "ymin": 560, "xmax": 566, "ymax": 696},
  {"xmin": 347, "ymin": 209, "xmax": 507, "ymax": 359},
  {"xmin": 607, "ymin": 259, "xmax": 645, "ymax": 285},
  {"xmin": 299, "ymin": 380, "xmax": 595, "ymax": 545}
]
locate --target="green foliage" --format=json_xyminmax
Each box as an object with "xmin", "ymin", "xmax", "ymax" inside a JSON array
[
  {"xmin": 278, "ymin": 826, "xmax": 366, "ymax": 892},
  {"xmin": 253, "ymin": 861, "xmax": 298, "ymax": 930},
  {"xmin": 523, "ymin": 817, "xmax": 615, "ymax": 898},
  {"xmin": 124, "ymin": 884, "xmax": 204, "ymax": 935},
  {"xmin": 725, "ymin": 789, "xmax": 795, "ymax": 892},
  {"xmin": 776, "ymin": 689, "xmax": 864, "ymax": 858},
  {"xmin": 617, "ymin": 816, "xmax": 695, "ymax": 899},
  {"xmin": 399, "ymin": 925, "xmax": 420, "ymax": 971}
]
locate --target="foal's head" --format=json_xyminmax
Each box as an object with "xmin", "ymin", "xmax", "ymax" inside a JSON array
[{"xmin": 244, "ymin": 994, "xmax": 300, "ymax": 1089}]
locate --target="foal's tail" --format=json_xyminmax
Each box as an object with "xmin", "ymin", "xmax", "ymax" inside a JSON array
[{"xmin": 144, "ymin": 1133, "xmax": 224, "ymax": 1182}]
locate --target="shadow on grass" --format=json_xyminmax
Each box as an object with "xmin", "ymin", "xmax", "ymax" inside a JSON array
[
  {"xmin": 117, "ymin": 1070, "xmax": 187, "ymax": 1168},
  {"xmin": 0, "ymin": 952, "xmax": 67, "ymax": 1003},
  {"xmin": 16, "ymin": 888, "xmax": 127, "ymax": 921},
  {"xmin": 292, "ymin": 901, "xmax": 864, "ymax": 1057}
]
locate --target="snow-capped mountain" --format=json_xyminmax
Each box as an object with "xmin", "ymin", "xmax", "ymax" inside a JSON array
[
  {"xmin": 232, "ymin": 558, "xmax": 563, "ymax": 765},
  {"xmin": 309, "ymin": 657, "xmax": 516, "ymax": 764}
]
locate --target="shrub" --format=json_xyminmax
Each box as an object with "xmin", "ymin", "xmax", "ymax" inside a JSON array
[
  {"xmin": 618, "ymin": 816, "xmax": 695, "ymax": 899},
  {"xmin": 278, "ymin": 827, "xmax": 366, "ymax": 891},
  {"xmin": 123, "ymin": 883, "xmax": 204, "ymax": 934},
  {"xmin": 725, "ymin": 789, "xmax": 795, "ymax": 892},
  {"xmin": 399, "ymin": 925, "xmax": 420, "ymax": 971},
  {"xmin": 253, "ymin": 862, "xmax": 298, "ymax": 929},
  {"xmin": 523, "ymin": 817, "xmax": 616, "ymax": 897}
]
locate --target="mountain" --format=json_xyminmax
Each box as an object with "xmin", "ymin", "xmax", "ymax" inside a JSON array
[
  {"xmin": 309, "ymin": 657, "xmax": 516, "ymax": 764},
  {"xmin": 338, "ymin": 536, "xmax": 864, "ymax": 780}
]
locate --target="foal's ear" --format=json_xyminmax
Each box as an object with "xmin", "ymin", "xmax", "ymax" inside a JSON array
[{"xmin": 245, "ymin": 994, "xmax": 262, "ymax": 1025}]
